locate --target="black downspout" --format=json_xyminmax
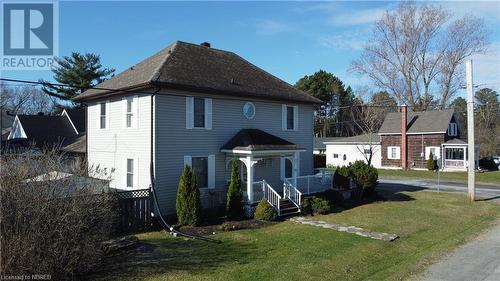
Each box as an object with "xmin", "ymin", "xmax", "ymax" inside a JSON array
[{"xmin": 148, "ymin": 88, "xmax": 219, "ymax": 243}]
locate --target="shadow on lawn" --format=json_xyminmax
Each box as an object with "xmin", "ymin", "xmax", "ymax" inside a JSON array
[
  {"xmin": 89, "ymin": 234, "xmax": 259, "ymax": 280},
  {"xmin": 332, "ymin": 182, "xmax": 425, "ymax": 214}
]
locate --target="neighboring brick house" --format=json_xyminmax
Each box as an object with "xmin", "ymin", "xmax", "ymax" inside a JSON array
[{"xmin": 325, "ymin": 106, "xmax": 473, "ymax": 171}]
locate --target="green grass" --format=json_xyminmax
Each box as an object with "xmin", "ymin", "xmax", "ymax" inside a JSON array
[
  {"xmin": 96, "ymin": 189, "xmax": 500, "ymax": 281},
  {"xmin": 378, "ymin": 169, "xmax": 500, "ymax": 185}
]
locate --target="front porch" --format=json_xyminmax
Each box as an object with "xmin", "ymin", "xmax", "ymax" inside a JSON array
[
  {"xmin": 221, "ymin": 129, "xmax": 333, "ymax": 216},
  {"xmin": 441, "ymin": 139, "xmax": 471, "ymax": 171}
]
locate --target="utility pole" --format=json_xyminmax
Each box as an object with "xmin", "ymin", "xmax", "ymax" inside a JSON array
[{"xmin": 466, "ymin": 60, "xmax": 475, "ymax": 202}]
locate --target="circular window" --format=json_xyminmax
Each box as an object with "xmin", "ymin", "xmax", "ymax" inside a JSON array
[{"xmin": 243, "ymin": 102, "xmax": 255, "ymax": 119}]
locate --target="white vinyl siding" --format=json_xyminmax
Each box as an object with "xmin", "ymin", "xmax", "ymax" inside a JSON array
[
  {"xmin": 186, "ymin": 97, "xmax": 212, "ymax": 129},
  {"xmin": 282, "ymin": 104, "xmax": 298, "ymax": 131},
  {"xmin": 387, "ymin": 146, "xmax": 400, "ymax": 160},
  {"xmin": 183, "ymin": 154, "xmax": 215, "ymax": 189},
  {"xmin": 123, "ymin": 96, "xmax": 138, "ymax": 128},
  {"xmin": 425, "ymin": 146, "xmax": 440, "ymax": 160},
  {"xmin": 448, "ymin": 123, "xmax": 458, "ymax": 136}
]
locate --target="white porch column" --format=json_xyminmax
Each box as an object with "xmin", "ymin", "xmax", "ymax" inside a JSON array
[
  {"xmin": 293, "ymin": 151, "xmax": 300, "ymax": 186},
  {"xmin": 246, "ymin": 155, "xmax": 254, "ymax": 203}
]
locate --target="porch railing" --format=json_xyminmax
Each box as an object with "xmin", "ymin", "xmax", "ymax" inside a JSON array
[
  {"xmin": 243, "ymin": 180, "xmax": 265, "ymax": 204},
  {"xmin": 285, "ymin": 173, "xmax": 333, "ymax": 195},
  {"xmin": 284, "ymin": 178, "xmax": 302, "ymax": 209},
  {"xmin": 444, "ymin": 159, "xmax": 465, "ymax": 168},
  {"xmin": 262, "ymin": 180, "xmax": 281, "ymax": 216}
]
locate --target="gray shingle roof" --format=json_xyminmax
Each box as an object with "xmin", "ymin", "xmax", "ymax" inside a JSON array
[
  {"xmin": 314, "ymin": 137, "xmax": 342, "ymax": 149},
  {"xmin": 444, "ymin": 138, "xmax": 467, "ymax": 145},
  {"xmin": 221, "ymin": 129, "xmax": 300, "ymax": 151},
  {"xmin": 378, "ymin": 109, "xmax": 455, "ymax": 134},
  {"xmin": 322, "ymin": 133, "xmax": 381, "ymax": 144},
  {"xmin": 17, "ymin": 115, "xmax": 77, "ymax": 148},
  {"xmin": 74, "ymin": 41, "xmax": 321, "ymax": 104}
]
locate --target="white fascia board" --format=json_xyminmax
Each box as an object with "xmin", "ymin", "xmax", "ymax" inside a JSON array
[
  {"xmin": 221, "ymin": 149, "xmax": 306, "ymax": 156},
  {"xmin": 378, "ymin": 131, "xmax": 446, "ymax": 135},
  {"xmin": 324, "ymin": 141, "xmax": 380, "ymax": 145},
  {"xmin": 7, "ymin": 115, "xmax": 27, "ymax": 139},
  {"xmin": 61, "ymin": 109, "xmax": 79, "ymax": 134}
]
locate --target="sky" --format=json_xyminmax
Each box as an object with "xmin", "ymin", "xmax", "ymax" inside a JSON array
[{"xmin": 2, "ymin": 0, "xmax": 500, "ymax": 100}]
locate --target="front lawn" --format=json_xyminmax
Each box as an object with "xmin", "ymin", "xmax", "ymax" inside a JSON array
[
  {"xmin": 378, "ymin": 169, "xmax": 500, "ymax": 185},
  {"xmin": 95, "ymin": 189, "xmax": 500, "ymax": 281}
]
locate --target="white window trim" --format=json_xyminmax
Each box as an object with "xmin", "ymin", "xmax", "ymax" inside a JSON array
[
  {"xmin": 448, "ymin": 123, "xmax": 458, "ymax": 136},
  {"xmin": 387, "ymin": 146, "xmax": 400, "ymax": 160},
  {"xmin": 122, "ymin": 96, "xmax": 138, "ymax": 129},
  {"xmin": 123, "ymin": 156, "xmax": 138, "ymax": 189},
  {"xmin": 97, "ymin": 101, "xmax": 110, "ymax": 130},
  {"xmin": 282, "ymin": 104, "xmax": 298, "ymax": 131},
  {"xmin": 186, "ymin": 97, "xmax": 212, "ymax": 130},
  {"xmin": 7, "ymin": 116, "xmax": 27, "ymax": 139},
  {"xmin": 183, "ymin": 154, "xmax": 215, "ymax": 189},
  {"xmin": 425, "ymin": 146, "xmax": 440, "ymax": 160}
]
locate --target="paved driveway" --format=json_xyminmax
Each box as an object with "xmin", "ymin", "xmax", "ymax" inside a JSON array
[{"xmin": 420, "ymin": 222, "xmax": 500, "ymax": 281}]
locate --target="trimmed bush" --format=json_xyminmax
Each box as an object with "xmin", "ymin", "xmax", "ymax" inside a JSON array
[
  {"xmin": 427, "ymin": 152, "xmax": 438, "ymax": 171},
  {"xmin": 226, "ymin": 159, "xmax": 244, "ymax": 219},
  {"xmin": 220, "ymin": 221, "xmax": 239, "ymax": 232},
  {"xmin": 176, "ymin": 165, "xmax": 202, "ymax": 226},
  {"xmin": 333, "ymin": 166, "xmax": 350, "ymax": 189},
  {"xmin": 321, "ymin": 189, "xmax": 345, "ymax": 204},
  {"xmin": 310, "ymin": 196, "xmax": 331, "ymax": 214},
  {"xmin": 254, "ymin": 199, "xmax": 277, "ymax": 221},
  {"xmin": 301, "ymin": 198, "xmax": 313, "ymax": 215},
  {"xmin": 350, "ymin": 160, "xmax": 378, "ymax": 196}
]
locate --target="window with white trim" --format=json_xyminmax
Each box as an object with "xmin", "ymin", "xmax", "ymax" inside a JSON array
[
  {"xmin": 448, "ymin": 123, "xmax": 457, "ymax": 136},
  {"xmin": 387, "ymin": 146, "xmax": 400, "ymax": 159},
  {"xmin": 186, "ymin": 97, "xmax": 212, "ymax": 129},
  {"xmin": 126, "ymin": 158, "xmax": 134, "ymax": 188},
  {"xmin": 99, "ymin": 102, "xmax": 107, "ymax": 129},
  {"xmin": 123, "ymin": 97, "xmax": 137, "ymax": 128},
  {"xmin": 184, "ymin": 155, "xmax": 215, "ymax": 188},
  {"xmin": 364, "ymin": 148, "xmax": 371, "ymax": 155},
  {"xmin": 425, "ymin": 146, "xmax": 440, "ymax": 160},
  {"xmin": 333, "ymin": 154, "xmax": 338, "ymax": 158},
  {"xmin": 282, "ymin": 105, "xmax": 298, "ymax": 131}
]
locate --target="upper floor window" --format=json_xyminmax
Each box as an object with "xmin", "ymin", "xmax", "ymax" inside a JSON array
[
  {"xmin": 282, "ymin": 105, "xmax": 298, "ymax": 131},
  {"xmin": 123, "ymin": 96, "xmax": 137, "ymax": 128},
  {"xmin": 387, "ymin": 146, "xmax": 400, "ymax": 160},
  {"xmin": 99, "ymin": 102, "xmax": 107, "ymax": 129},
  {"xmin": 448, "ymin": 123, "xmax": 457, "ymax": 136},
  {"xmin": 186, "ymin": 97, "xmax": 212, "ymax": 129}
]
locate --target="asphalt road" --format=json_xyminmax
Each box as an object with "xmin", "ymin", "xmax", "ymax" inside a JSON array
[
  {"xmin": 379, "ymin": 177, "xmax": 500, "ymax": 201},
  {"xmin": 379, "ymin": 177, "xmax": 500, "ymax": 281}
]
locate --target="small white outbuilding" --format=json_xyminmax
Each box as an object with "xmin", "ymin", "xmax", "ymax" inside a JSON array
[{"xmin": 324, "ymin": 134, "xmax": 381, "ymax": 168}]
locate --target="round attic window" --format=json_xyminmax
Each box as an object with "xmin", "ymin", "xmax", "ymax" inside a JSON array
[{"xmin": 243, "ymin": 102, "xmax": 255, "ymax": 119}]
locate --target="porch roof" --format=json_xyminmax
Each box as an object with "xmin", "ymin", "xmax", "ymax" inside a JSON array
[
  {"xmin": 443, "ymin": 138, "xmax": 467, "ymax": 145},
  {"xmin": 221, "ymin": 129, "xmax": 303, "ymax": 155}
]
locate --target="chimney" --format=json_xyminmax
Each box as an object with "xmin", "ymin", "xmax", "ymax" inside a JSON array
[
  {"xmin": 200, "ymin": 42, "xmax": 211, "ymax": 48},
  {"xmin": 401, "ymin": 104, "xmax": 408, "ymax": 169}
]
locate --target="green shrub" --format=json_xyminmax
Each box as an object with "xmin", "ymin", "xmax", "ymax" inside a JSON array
[
  {"xmin": 333, "ymin": 166, "xmax": 350, "ymax": 189},
  {"xmin": 301, "ymin": 198, "xmax": 313, "ymax": 215},
  {"xmin": 310, "ymin": 196, "xmax": 331, "ymax": 215},
  {"xmin": 427, "ymin": 152, "xmax": 438, "ymax": 171},
  {"xmin": 321, "ymin": 189, "xmax": 345, "ymax": 204},
  {"xmin": 254, "ymin": 199, "xmax": 277, "ymax": 221},
  {"xmin": 349, "ymin": 161, "xmax": 378, "ymax": 196},
  {"xmin": 176, "ymin": 165, "xmax": 202, "ymax": 226},
  {"xmin": 220, "ymin": 221, "xmax": 239, "ymax": 232},
  {"xmin": 226, "ymin": 159, "xmax": 244, "ymax": 219}
]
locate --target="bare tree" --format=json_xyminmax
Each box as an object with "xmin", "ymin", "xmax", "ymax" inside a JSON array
[
  {"xmin": 351, "ymin": 1, "xmax": 487, "ymax": 110},
  {"xmin": 350, "ymin": 105, "xmax": 382, "ymax": 165},
  {"xmin": 1, "ymin": 84, "xmax": 55, "ymax": 114}
]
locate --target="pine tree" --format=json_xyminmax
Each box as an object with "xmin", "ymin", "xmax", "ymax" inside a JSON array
[
  {"xmin": 226, "ymin": 160, "xmax": 243, "ymax": 219},
  {"xmin": 40, "ymin": 52, "xmax": 115, "ymax": 101},
  {"xmin": 176, "ymin": 165, "xmax": 201, "ymax": 226}
]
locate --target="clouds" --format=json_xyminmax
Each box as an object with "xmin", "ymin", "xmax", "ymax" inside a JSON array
[
  {"xmin": 253, "ymin": 19, "xmax": 293, "ymax": 35},
  {"xmin": 318, "ymin": 31, "xmax": 367, "ymax": 51},
  {"xmin": 328, "ymin": 7, "xmax": 387, "ymax": 27}
]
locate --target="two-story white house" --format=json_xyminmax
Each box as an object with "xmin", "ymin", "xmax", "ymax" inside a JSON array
[{"xmin": 74, "ymin": 41, "xmax": 323, "ymax": 216}]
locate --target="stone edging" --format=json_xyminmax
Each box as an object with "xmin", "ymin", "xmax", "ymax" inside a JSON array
[{"xmin": 289, "ymin": 217, "xmax": 399, "ymax": 242}]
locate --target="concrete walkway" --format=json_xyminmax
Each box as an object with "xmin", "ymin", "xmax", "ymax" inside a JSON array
[{"xmin": 421, "ymin": 222, "xmax": 500, "ymax": 281}]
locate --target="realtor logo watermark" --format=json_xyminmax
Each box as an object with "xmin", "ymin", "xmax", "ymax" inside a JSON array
[{"xmin": 1, "ymin": 1, "xmax": 58, "ymax": 70}]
